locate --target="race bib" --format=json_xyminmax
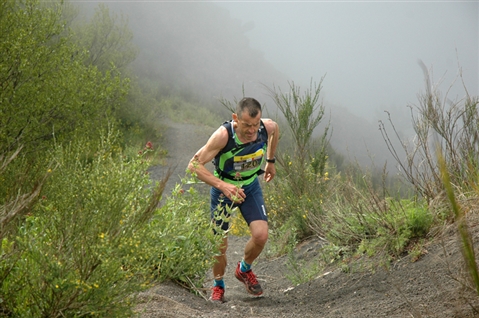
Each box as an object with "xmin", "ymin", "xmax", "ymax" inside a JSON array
[{"xmin": 233, "ymin": 149, "xmax": 264, "ymax": 172}]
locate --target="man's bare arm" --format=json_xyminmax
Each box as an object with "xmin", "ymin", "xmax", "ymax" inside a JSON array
[{"xmin": 187, "ymin": 127, "xmax": 246, "ymax": 203}]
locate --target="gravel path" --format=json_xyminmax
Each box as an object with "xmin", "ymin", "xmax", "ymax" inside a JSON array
[{"xmin": 148, "ymin": 121, "xmax": 214, "ymax": 196}]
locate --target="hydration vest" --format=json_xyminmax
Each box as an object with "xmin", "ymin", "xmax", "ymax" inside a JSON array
[{"xmin": 213, "ymin": 120, "xmax": 268, "ymax": 185}]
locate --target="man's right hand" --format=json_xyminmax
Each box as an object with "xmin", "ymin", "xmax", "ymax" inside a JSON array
[{"xmin": 221, "ymin": 182, "xmax": 246, "ymax": 204}]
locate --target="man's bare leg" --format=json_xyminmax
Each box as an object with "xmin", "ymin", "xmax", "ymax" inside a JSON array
[
  {"xmin": 234, "ymin": 220, "xmax": 268, "ymax": 295},
  {"xmin": 244, "ymin": 220, "xmax": 268, "ymax": 265},
  {"xmin": 213, "ymin": 236, "xmax": 228, "ymax": 280}
]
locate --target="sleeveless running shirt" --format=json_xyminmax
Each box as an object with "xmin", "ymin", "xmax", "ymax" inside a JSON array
[{"xmin": 213, "ymin": 120, "xmax": 268, "ymax": 186}]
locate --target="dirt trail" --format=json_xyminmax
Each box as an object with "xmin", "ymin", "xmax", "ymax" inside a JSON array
[{"xmin": 138, "ymin": 121, "xmax": 479, "ymax": 318}]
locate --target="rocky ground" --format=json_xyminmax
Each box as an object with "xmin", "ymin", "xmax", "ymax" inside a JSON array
[{"xmin": 136, "ymin": 121, "xmax": 479, "ymax": 318}]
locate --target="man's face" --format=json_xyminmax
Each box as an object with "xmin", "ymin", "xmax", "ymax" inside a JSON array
[{"xmin": 233, "ymin": 111, "xmax": 262, "ymax": 142}]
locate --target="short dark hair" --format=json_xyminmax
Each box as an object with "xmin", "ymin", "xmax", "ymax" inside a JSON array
[{"xmin": 236, "ymin": 97, "xmax": 261, "ymax": 119}]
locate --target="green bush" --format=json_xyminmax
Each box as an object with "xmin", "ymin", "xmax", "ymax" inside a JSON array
[
  {"xmin": 0, "ymin": 0, "xmax": 129, "ymax": 160},
  {"xmin": 0, "ymin": 131, "xmax": 222, "ymax": 316},
  {"xmin": 265, "ymin": 79, "xmax": 330, "ymax": 241},
  {"xmin": 139, "ymin": 181, "xmax": 222, "ymax": 290},
  {"xmin": 0, "ymin": 131, "xmax": 162, "ymax": 317},
  {"xmin": 320, "ymin": 173, "xmax": 434, "ymax": 260},
  {"xmin": 265, "ymin": 155, "xmax": 330, "ymax": 240}
]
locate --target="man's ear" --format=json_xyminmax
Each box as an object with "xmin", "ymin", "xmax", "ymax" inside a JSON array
[{"xmin": 232, "ymin": 113, "xmax": 238, "ymax": 121}]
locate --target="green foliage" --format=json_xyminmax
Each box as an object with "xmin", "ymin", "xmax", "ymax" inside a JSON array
[
  {"xmin": 319, "ymin": 171, "xmax": 434, "ymax": 261},
  {"xmin": 0, "ymin": 131, "xmax": 220, "ymax": 316},
  {"xmin": 0, "ymin": 0, "xmax": 129, "ymax": 162},
  {"xmin": 0, "ymin": 131, "xmax": 162, "ymax": 317},
  {"xmin": 73, "ymin": 3, "xmax": 138, "ymax": 73},
  {"xmin": 265, "ymin": 79, "xmax": 330, "ymax": 240},
  {"xmin": 439, "ymin": 151, "xmax": 479, "ymax": 296},
  {"xmin": 118, "ymin": 78, "xmax": 167, "ymax": 146},
  {"xmin": 265, "ymin": 218, "xmax": 298, "ymax": 257},
  {"xmin": 140, "ymin": 181, "xmax": 222, "ymax": 289},
  {"xmin": 160, "ymin": 96, "xmax": 223, "ymax": 128},
  {"xmin": 267, "ymin": 79, "xmax": 328, "ymax": 167},
  {"xmin": 285, "ymin": 252, "xmax": 322, "ymax": 286}
]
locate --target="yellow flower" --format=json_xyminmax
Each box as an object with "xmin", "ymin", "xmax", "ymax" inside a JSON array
[
  {"xmin": 47, "ymin": 169, "xmax": 52, "ymax": 173},
  {"xmin": 99, "ymin": 233, "xmax": 105, "ymax": 239}
]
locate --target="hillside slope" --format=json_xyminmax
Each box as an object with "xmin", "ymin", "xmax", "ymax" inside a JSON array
[{"xmin": 139, "ymin": 121, "xmax": 479, "ymax": 318}]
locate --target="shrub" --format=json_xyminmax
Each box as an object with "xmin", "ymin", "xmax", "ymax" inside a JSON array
[
  {"xmin": 379, "ymin": 62, "xmax": 479, "ymax": 202},
  {"xmin": 139, "ymin": 181, "xmax": 222, "ymax": 290},
  {"xmin": 313, "ymin": 169, "xmax": 434, "ymax": 261},
  {"xmin": 0, "ymin": 132, "xmax": 164, "ymax": 317},
  {"xmin": 265, "ymin": 79, "xmax": 330, "ymax": 240}
]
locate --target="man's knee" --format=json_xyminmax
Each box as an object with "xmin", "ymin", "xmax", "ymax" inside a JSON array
[
  {"xmin": 252, "ymin": 232, "xmax": 268, "ymax": 246},
  {"xmin": 250, "ymin": 221, "xmax": 268, "ymax": 246}
]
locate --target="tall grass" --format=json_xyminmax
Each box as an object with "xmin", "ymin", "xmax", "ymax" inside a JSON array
[{"xmin": 438, "ymin": 150, "xmax": 479, "ymax": 295}]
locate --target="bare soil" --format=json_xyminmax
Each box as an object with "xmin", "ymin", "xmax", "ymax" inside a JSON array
[{"xmin": 137, "ymin": 122, "xmax": 479, "ymax": 318}]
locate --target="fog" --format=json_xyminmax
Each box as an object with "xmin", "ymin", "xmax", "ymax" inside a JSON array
[
  {"xmin": 77, "ymin": 1, "xmax": 478, "ymax": 169},
  {"xmin": 218, "ymin": 1, "xmax": 478, "ymax": 119},
  {"xmin": 213, "ymin": 1, "xmax": 478, "ymax": 168}
]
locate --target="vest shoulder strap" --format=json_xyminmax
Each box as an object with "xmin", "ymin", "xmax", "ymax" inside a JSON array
[{"xmin": 218, "ymin": 120, "xmax": 268, "ymax": 155}]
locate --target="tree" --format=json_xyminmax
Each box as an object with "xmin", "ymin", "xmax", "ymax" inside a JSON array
[
  {"xmin": 72, "ymin": 3, "xmax": 138, "ymax": 73},
  {"xmin": 0, "ymin": 0, "xmax": 128, "ymax": 158}
]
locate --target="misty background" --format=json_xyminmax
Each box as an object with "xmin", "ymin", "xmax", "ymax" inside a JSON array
[{"xmin": 77, "ymin": 1, "xmax": 478, "ymax": 171}]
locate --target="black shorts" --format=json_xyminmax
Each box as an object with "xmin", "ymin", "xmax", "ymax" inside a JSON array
[{"xmin": 210, "ymin": 178, "xmax": 268, "ymax": 231}]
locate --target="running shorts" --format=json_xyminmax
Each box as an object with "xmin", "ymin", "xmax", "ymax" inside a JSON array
[{"xmin": 210, "ymin": 177, "xmax": 268, "ymax": 231}]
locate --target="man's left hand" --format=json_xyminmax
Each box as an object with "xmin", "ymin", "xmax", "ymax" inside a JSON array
[{"xmin": 264, "ymin": 162, "xmax": 276, "ymax": 182}]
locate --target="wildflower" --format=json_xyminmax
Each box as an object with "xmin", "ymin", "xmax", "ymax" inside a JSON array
[
  {"xmin": 99, "ymin": 233, "xmax": 105, "ymax": 239},
  {"xmin": 145, "ymin": 141, "xmax": 153, "ymax": 149},
  {"xmin": 138, "ymin": 150, "xmax": 143, "ymax": 155},
  {"xmin": 41, "ymin": 195, "xmax": 47, "ymax": 200},
  {"xmin": 47, "ymin": 169, "xmax": 52, "ymax": 173},
  {"xmin": 179, "ymin": 189, "xmax": 185, "ymax": 194},
  {"xmin": 288, "ymin": 161, "xmax": 292, "ymax": 166}
]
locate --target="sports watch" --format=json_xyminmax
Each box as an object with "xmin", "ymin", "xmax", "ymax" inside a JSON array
[{"xmin": 266, "ymin": 157, "xmax": 276, "ymax": 163}]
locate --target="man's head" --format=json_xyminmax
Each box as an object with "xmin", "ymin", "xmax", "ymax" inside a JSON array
[
  {"xmin": 232, "ymin": 97, "xmax": 262, "ymax": 142},
  {"xmin": 235, "ymin": 97, "xmax": 261, "ymax": 120}
]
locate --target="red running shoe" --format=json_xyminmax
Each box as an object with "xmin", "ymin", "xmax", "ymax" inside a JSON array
[
  {"xmin": 234, "ymin": 262, "xmax": 263, "ymax": 296},
  {"xmin": 210, "ymin": 286, "xmax": 225, "ymax": 303}
]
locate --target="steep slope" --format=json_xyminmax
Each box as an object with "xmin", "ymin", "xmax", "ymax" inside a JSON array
[{"xmin": 138, "ymin": 121, "xmax": 479, "ymax": 318}]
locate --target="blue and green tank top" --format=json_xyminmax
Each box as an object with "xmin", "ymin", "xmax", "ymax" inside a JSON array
[{"xmin": 213, "ymin": 120, "xmax": 268, "ymax": 186}]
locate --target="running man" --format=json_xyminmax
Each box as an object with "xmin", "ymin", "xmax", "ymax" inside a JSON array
[{"xmin": 188, "ymin": 97, "xmax": 279, "ymax": 302}]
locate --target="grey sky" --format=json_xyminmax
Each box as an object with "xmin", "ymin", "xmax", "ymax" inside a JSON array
[{"xmin": 217, "ymin": 1, "xmax": 478, "ymax": 120}]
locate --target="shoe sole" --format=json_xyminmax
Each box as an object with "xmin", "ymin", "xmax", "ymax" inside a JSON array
[
  {"xmin": 235, "ymin": 272, "xmax": 263, "ymax": 296},
  {"xmin": 209, "ymin": 298, "xmax": 226, "ymax": 303}
]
